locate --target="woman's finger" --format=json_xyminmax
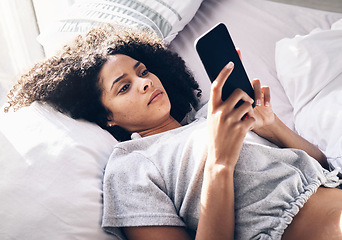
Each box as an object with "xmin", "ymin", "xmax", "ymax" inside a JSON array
[
  {"xmin": 252, "ymin": 79, "xmax": 262, "ymax": 106},
  {"xmin": 236, "ymin": 48, "xmax": 242, "ymax": 60},
  {"xmin": 262, "ymin": 86, "xmax": 271, "ymax": 107},
  {"xmin": 210, "ymin": 62, "xmax": 234, "ymax": 108},
  {"xmin": 227, "ymin": 88, "xmax": 254, "ymax": 109},
  {"xmin": 243, "ymin": 112, "xmax": 256, "ymax": 130},
  {"xmin": 233, "ymin": 100, "xmax": 254, "ymax": 120}
]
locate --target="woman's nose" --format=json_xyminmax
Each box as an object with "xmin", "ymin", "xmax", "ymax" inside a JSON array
[{"xmin": 141, "ymin": 78, "xmax": 153, "ymax": 92}]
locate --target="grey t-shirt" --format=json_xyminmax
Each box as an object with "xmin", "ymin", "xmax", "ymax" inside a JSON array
[{"xmin": 102, "ymin": 117, "xmax": 340, "ymax": 239}]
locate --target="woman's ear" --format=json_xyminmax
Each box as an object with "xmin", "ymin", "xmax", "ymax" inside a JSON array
[{"xmin": 107, "ymin": 116, "xmax": 116, "ymax": 127}]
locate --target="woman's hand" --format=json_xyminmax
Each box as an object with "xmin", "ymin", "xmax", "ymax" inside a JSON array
[
  {"xmin": 249, "ymin": 79, "xmax": 328, "ymax": 168},
  {"xmin": 207, "ymin": 62, "xmax": 255, "ymax": 168},
  {"xmin": 236, "ymin": 49, "xmax": 276, "ymax": 137},
  {"xmin": 250, "ymin": 79, "xmax": 276, "ymax": 136}
]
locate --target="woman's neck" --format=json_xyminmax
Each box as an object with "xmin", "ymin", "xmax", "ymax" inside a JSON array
[{"xmin": 138, "ymin": 116, "xmax": 181, "ymax": 138}]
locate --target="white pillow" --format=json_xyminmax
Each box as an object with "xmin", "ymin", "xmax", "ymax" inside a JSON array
[
  {"xmin": 0, "ymin": 102, "xmax": 124, "ymax": 240},
  {"xmin": 275, "ymin": 19, "xmax": 342, "ymax": 171},
  {"xmin": 37, "ymin": 0, "xmax": 203, "ymax": 56}
]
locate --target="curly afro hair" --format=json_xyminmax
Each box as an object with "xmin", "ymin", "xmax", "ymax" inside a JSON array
[{"xmin": 4, "ymin": 24, "xmax": 201, "ymax": 141}]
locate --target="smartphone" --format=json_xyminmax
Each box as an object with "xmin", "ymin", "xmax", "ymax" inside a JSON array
[{"xmin": 195, "ymin": 23, "xmax": 254, "ymax": 107}]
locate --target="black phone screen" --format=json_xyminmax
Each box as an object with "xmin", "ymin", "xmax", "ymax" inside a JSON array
[{"xmin": 195, "ymin": 23, "xmax": 254, "ymax": 105}]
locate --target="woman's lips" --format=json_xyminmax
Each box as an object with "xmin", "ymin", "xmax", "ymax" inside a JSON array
[{"xmin": 148, "ymin": 89, "xmax": 162, "ymax": 105}]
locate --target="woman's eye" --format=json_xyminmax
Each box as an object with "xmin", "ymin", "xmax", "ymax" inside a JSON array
[
  {"xmin": 141, "ymin": 69, "xmax": 149, "ymax": 76},
  {"xmin": 118, "ymin": 84, "xmax": 130, "ymax": 94}
]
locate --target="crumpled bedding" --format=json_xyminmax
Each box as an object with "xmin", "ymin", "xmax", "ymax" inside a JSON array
[{"xmin": 275, "ymin": 18, "xmax": 342, "ymax": 173}]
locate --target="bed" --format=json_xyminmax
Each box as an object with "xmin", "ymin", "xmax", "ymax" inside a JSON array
[{"xmin": 1, "ymin": 0, "xmax": 342, "ymax": 239}]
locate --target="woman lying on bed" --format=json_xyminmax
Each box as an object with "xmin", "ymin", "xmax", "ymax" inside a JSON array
[{"xmin": 5, "ymin": 24, "xmax": 342, "ymax": 240}]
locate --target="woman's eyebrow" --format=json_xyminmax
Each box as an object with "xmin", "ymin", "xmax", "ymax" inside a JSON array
[
  {"xmin": 111, "ymin": 74, "xmax": 126, "ymax": 90},
  {"xmin": 110, "ymin": 61, "xmax": 142, "ymax": 90},
  {"xmin": 133, "ymin": 61, "xmax": 141, "ymax": 69}
]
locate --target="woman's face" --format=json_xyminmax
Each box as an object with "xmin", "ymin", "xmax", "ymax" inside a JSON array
[{"xmin": 99, "ymin": 54, "xmax": 171, "ymax": 133}]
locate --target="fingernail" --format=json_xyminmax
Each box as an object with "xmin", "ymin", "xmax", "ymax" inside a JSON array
[
  {"xmin": 265, "ymin": 101, "xmax": 270, "ymax": 107},
  {"xmin": 227, "ymin": 61, "xmax": 234, "ymax": 69},
  {"xmin": 256, "ymin": 99, "xmax": 261, "ymax": 106}
]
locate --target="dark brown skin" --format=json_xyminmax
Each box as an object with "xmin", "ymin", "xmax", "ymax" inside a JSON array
[{"xmin": 282, "ymin": 187, "xmax": 342, "ymax": 240}]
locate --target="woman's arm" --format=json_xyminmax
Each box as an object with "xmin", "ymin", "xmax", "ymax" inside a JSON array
[
  {"xmin": 197, "ymin": 62, "xmax": 255, "ymax": 240},
  {"xmin": 251, "ymin": 79, "xmax": 329, "ymax": 169}
]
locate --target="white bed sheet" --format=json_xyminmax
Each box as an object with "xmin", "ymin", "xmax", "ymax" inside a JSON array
[{"xmin": 170, "ymin": 0, "xmax": 342, "ymax": 131}]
